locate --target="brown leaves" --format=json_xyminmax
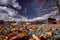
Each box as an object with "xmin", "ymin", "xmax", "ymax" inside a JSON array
[
  {"xmin": 1, "ymin": 36, "xmax": 8, "ymax": 40},
  {"xmin": 29, "ymin": 38, "xmax": 34, "ymax": 40},
  {"xmin": 17, "ymin": 32, "xmax": 27, "ymax": 38},
  {"xmin": 39, "ymin": 34, "xmax": 46, "ymax": 39}
]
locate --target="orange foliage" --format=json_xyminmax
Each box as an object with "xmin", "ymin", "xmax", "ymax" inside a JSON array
[
  {"xmin": 46, "ymin": 32, "xmax": 52, "ymax": 36},
  {"xmin": 17, "ymin": 32, "xmax": 27, "ymax": 38}
]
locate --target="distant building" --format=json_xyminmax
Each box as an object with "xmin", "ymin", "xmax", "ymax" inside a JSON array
[{"xmin": 48, "ymin": 18, "xmax": 57, "ymax": 24}]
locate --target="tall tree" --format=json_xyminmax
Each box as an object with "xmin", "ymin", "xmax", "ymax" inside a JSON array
[{"xmin": 55, "ymin": 0, "xmax": 60, "ymax": 14}]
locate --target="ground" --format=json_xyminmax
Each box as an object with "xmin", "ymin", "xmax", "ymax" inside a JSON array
[{"xmin": 0, "ymin": 24, "xmax": 60, "ymax": 40}]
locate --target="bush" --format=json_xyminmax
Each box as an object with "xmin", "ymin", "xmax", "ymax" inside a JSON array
[{"xmin": 0, "ymin": 29, "xmax": 9, "ymax": 36}]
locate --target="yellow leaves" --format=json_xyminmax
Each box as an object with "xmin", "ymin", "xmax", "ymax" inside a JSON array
[
  {"xmin": 46, "ymin": 32, "xmax": 52, "ymax": 36},
  {"xmin": 32, "ymin": 34, "xmax": 40, "ymax": 40}
]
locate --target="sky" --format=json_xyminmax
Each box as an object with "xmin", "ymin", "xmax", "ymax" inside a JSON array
[
  {"xmin": 0, "ymin": 0, "xmax": 60, "ymax": 21},
  {"xmin": 18, "ymin": 0, "xmax": 55, "ymax": 18},
  {"xmin": 17, "ymin": 0, "xmax": 57, "ymax": 19}
]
